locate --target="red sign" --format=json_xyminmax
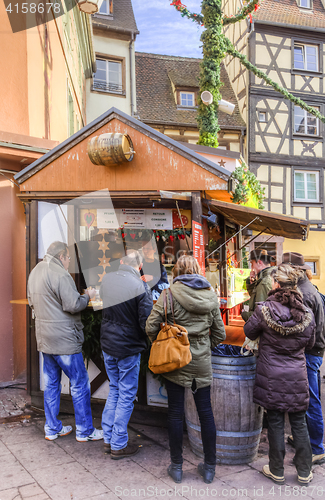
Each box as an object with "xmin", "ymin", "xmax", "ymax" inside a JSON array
[{"xmin": 192, "ymin": 221, "xmax": 205, "ymax": 276}]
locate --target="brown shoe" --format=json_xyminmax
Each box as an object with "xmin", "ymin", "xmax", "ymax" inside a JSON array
[
  {"xmin": 104, "ymin": 443, "xmax": 111, "ymax": 454},
  {"xmin": 111, "ymin": 443, "xmax": 140, "ymax": 460}
]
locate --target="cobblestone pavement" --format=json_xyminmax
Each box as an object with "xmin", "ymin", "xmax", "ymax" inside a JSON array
[{"xmin": 0, "ymin": 370, "xmax": 324, "ymax": 500}]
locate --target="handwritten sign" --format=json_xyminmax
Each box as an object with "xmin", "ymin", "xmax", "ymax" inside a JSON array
[{"xmin": 192, "ymin": 221, "xmax": 205, "ymax": 276}]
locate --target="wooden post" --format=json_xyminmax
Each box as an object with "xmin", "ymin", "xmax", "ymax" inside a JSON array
[
  {"xmin": 219, "ymin": 214, "xmax": 227, "ymax": 300},
  {"xmin": 26, "ymin": 200, "xmax": 39, "ymax": 396}
]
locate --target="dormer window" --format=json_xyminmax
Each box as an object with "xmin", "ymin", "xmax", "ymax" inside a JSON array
[
  {"xmin": 297, "ymin": 0, "xmax": 311, "ymax": 8},
  {"xmin": 99, "ymin": 0, "xmax": 113, "ymax": 15},
  {"xmin": 180, "ymin": 92, "xmax": 195, "ymax": 107}
]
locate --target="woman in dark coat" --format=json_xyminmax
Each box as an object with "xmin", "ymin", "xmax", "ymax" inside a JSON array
[
  {"xmin": 146, "ymin": 255, "xmax": 226, "ymax": 484},
  {"xmin": 244, "ymin": 264, "xmax": 316, "ymax": 486}
]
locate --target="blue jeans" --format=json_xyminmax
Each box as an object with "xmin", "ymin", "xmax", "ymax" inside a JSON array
[
  {"xmin": 305, "ymin": 353, "xmax": 324, "ymax": 455},
  {"xmin": 42, "ymin": 353, "xmax": 94, "ymax": 439},
  {"xmin": 165, "ymin": 379, "xmax": 216, "ymax": 466},
  {"xmin": 101, "ymin": 351, "xmax": 140, "ymax": 450}
]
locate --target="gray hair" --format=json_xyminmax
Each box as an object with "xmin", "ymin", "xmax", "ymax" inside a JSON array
[
  {"xmin": 47, "ymin": 241, "xmax": 68, "ymax": 260},
  {"xmin": 271, "ymin": 264, "xmax": 304, "ymax": 288},
  {"xmin": 121, "ymin": 249, "xmax": 142, "ymax": 268}
]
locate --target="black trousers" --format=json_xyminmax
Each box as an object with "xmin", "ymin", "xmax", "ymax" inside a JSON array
[
  {"xmin": 165, "ymin": 379, "xmax": 216, "ymax": 466},
  {"xmin": 267, "ymin": 409, "xmax": 312, "ymax": 477}
]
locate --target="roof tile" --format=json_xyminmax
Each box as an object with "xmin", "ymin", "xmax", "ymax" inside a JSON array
[
  {"xmin": 255, "ymin": 0, "xmax": 325, "ymax": 29},
  {"xmin": 135, "ymin": 52, "xmax": 245, "ymax": 130}
]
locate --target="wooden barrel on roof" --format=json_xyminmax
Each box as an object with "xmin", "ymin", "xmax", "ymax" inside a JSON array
[{"xmin": 88, "ymin": 133, "xmax": 135, "ymax": 166}]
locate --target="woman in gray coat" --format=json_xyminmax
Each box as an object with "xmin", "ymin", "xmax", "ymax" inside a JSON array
[{"xmin": 146, "ymin": 255, "xmax": 226, "ymax": 484}]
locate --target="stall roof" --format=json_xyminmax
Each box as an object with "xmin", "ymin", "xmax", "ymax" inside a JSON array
[
  {"xmin": 14, "ymin": 107, "xmax": 231, "ymax": 186},
  {"xmin": 206, "ymin": 199, "xmax": 309, "ymax": 240}
]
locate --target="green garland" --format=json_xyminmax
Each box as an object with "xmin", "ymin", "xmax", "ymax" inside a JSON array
[
  {"xmin": 171, "ymin": 0, "xmax": 325, "ymax": 146},
  {"xmin": 222, "ymin": 0, "xmax": 261, "ymax": 25},
  {"xmin": 226, "ymin": 41, "xmax": 325, "ymax": 124},
  {"xmin": 231, "ymin": 162, "xmax": 265, "ymax": 209},
  {"xmin": 197, "ymin": 0, "xmax": 226, "ymax": 147}
]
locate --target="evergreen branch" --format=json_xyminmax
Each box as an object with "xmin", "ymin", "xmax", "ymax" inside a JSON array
[
  {"xmin": 226, "ymin": 41, "xmax": 325, "ymax": 123},
  {"xmin": 170, "ymin": 1, "xmax": 204, "ymax": 25},
  {"xmin": 222, "ymin": 0, "xmax": 261, "ymax": 26}
]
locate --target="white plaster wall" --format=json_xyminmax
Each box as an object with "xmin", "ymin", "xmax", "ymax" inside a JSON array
[{"xmin": 86, "ymin": 35, "xmax": 135, "ymax": 123}]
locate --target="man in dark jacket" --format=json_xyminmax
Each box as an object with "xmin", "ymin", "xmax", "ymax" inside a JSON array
[
  {"xmin": 241, "ymin": 249, "xmax": 273, "ymax": 322},
  {"xmin": 100, "ymin": 249, "xmax": 153, "ymax": 459},
  {"xmin": 27, "ymin": 241, "xmax": 103, "ymax": 442},
  {"xmin": 283, "ymin": 252, "xmax": 325, "ymax": 465}
]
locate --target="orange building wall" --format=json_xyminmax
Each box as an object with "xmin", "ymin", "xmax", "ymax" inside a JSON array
[
  {"xmin": 12, "ymin": 183, "xmax": 27, "ymax": 378},
  {"xmin": 21, "ymin": 119, "xmax": 228, "ymax": 193},
  {"xmin": 0, "ymin": 5, "xmax": 29, "ymax": 136},
  {"xmin": 0, "ymin": 179, "xmax": 15, "ymax": 380},
  {"xmin": 0, "ymin": 177, "xmax": 27, "ymax": 381}
]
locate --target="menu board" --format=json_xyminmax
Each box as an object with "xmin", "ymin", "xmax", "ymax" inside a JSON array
[
  {"xmin": 84, "ymin": 208, "xmax": 174, "ymax": 230},
  {"xmin": 192, "ymin": 221, "xmax": 205, "ymax": 276},
  {"xmin": 119, "ymin": 209, "xmax": 147, "ymax": 229},
  {"xmin": 97, "ymin": 208, "xmax": 120, "ymax": 229},
  {"xmin": 146, "ymin": 209, "xmax": 173, "ymax": 230}
]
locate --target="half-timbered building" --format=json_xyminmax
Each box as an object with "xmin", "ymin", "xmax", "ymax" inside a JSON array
[{"xmin": 223, "ymin": 0, "xmax": 325, "ymax": 288}]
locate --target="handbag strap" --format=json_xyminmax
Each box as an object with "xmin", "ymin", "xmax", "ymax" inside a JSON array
[
  {"xmin": 167, "ymin": 288, "xmax": 176, "ymax": 325},
  {"xmin": 163, "ymin": 289, "xmax": 168, "ymax": 324}
]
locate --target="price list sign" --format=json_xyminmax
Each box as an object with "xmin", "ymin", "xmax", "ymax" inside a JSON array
[{"xmin": 192, "ymin": 221, "xmax": 205, "ymax": 276}]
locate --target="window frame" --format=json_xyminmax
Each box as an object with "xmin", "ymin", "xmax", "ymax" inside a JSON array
[
  {"xmin": 179, "ymin": 91, "xmax": 196, "ymax": 108},
  {"xmin": 293, "ymin": 169, "xmax": 320, "ymax": 203},
  {"xmin": 293, "ymin": 104, "xmax": 320, "ymax": 138},
  {"xmin": 292, "ymin": 39, "xmax": 322, "ymax": 75},
  {"xmin": 304, "ymin": 257, "xmax": 320, "ymax": 279},
  {"xmin": 97, "ymin": 0, "xmax": 113, "ymax": 16},
  {"xmin": 257, "ymin": 110, "xmax": 267, "ymax": 123},
  {"xmin": 91, "ymin": 54, "xmax": 126, "ymax": 97},
  {"xmin": 297, "ymin": 0, "xmax": 312, "ymax": 9}
]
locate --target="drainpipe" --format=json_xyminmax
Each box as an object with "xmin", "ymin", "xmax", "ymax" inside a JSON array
[{"xmin": 129, "ymin": 32, "xmax": 135, "ymax": 116}]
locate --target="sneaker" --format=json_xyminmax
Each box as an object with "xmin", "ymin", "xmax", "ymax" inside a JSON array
[
  {"xmin": 45, "ymin": 425, "xmax": 73, "ymax": 441},
  {"xmin": 312, "ymin": 454, "xmax": 325, "ymax": 465},
  {"xmin": 262, "ymin": 465, "xmax": 285, "ymax": 485},
  {"xmin": 111, "ymin": 442, "xmax": 140, "ymax": 460},
  {"xmin": 298, "ymin": 472, "xmax": 313, "ymax": 485},
  {"xmin": 287, "ymin": 435, "xmax": 295, "ymax": 447},
  {"xmin": 76, "ymin": 428, "xmax": 104, "ymax": 442},
  {"xmin": 104, "ymin": 443, "xmax": 111, "ymax": 454}
]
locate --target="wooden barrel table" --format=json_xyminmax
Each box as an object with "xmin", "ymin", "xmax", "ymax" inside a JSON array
[{"xmin": 184, "ymin": 349, "xmax": 263, "ymax": 465}]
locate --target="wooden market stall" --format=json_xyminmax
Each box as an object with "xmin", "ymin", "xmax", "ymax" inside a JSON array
[{"xmin": 13, "ymin": 107, "xmax": 309, "ymax": 422}]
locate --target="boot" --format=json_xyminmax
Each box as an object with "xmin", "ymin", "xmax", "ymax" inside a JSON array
[
  {"xmin": 198, "ymin": 462, "xmax": 216, "ymax": 484},
  {"xmin": 167, "ymin": 462, "xmax": 183, "ymax": 483}
]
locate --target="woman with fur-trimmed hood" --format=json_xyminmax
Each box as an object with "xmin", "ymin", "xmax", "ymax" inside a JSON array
[{"xmin": 244, "ymin": 264, "xmax": 315, "ymax": 487}]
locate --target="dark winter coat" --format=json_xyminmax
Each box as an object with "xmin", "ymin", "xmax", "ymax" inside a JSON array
[
  {"xmin": 100, "ymin": 264, "xmax": 153, "ymax": 359},
  {"xmin": 298, "ymin": 274, "xmax": 325, "ymax": 357},
  {"xmin": 241, "ymin": 267, "xmax": 273, "ymax": 322},
  {"xmin": 145, "ymin": 275, "xmax": 226, "ymax": 389},
  {"xmin": 244, "ymin": 289, "xmax": 316, "ymax": 412}
]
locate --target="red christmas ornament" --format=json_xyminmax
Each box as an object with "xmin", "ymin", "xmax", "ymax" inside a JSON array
[
  {"xmin": 170, "ymin": 235, "xmax": 175, "ymax": 242},
  {"xmin": 122, "ymin": 233, "xmax": 126, "ymax": 238}
]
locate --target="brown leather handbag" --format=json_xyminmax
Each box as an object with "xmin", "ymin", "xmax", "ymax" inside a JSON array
[{"xmin": 148, "ymin": 289, "xmax": 192, "ymax": 374}]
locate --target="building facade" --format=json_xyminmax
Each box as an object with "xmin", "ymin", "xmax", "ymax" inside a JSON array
[
  {"xmin": 223, "ymin": 0, "xmax": 325, "ymax": 288},
  {"xmin": 86, "ymin": 0, "xmax": 139, "ymax": 123},
  {"xmin": 0, "ymin": 1, "xmax": 95, "ymax": 380}
]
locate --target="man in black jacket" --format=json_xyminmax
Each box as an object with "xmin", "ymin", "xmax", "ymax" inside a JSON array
[
  {"xmin": 283, "ymin": 252, "xmax": 325, "ymax": 465},
  {"xmin": 100, "ymin": 249, "xmax": 153, "ymax": 459}
]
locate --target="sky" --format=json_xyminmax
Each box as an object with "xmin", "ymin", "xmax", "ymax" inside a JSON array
[{"xmin": 131, "ymin": 0, "xmax": 204, "ymax": 59}]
